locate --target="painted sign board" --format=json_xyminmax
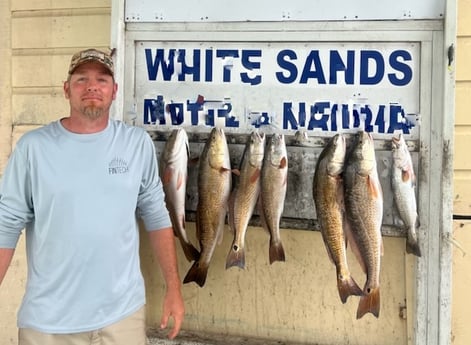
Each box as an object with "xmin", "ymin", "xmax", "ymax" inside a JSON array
[
  {"xmin": 134, "ymin": 41, "xmax": 420, "ymax": 138},
  {"xmin": 125, "ymin": 0, "xmax": 445, "ymax": 22}
]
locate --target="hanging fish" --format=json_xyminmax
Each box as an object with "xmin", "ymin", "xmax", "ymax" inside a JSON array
[
  {"xmin": 343, "ymin": 131, "xmax": 383, "ymax": 319},
  {"xmin": 259, "ymin": 134, "xmax": 287, "ymax": 264},
  {"xmin": 391, "ymin": 134, "xmax": 421, "ymax": 257},
  {"xmin": 183, "ymin": 127, "xmax": 232, "ymax": 287},
  {"xmin": 226, "ymin": 131, "xmax": 266, "ymax": 269},
  {"xmin": 160, "ymin": 128, "xmax": 199, "ymax": 262},
  {"xmin": 313, "ymin": 133, "xmax": 363, "ymax": 303}
]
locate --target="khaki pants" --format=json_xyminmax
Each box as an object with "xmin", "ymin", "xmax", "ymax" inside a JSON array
[{"xmin": 18, "ymin": 307, "xmax": 146, "ymax": 345}]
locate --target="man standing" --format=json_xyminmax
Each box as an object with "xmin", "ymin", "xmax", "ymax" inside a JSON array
[{"xmin": 0, "ymin": 48, "xmax": 184, "ymax": 344}]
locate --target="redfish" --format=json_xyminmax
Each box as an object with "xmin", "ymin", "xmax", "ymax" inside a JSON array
[{"xmin": 343, "ymin": 131, "xmax": 383, "ymax": 319}]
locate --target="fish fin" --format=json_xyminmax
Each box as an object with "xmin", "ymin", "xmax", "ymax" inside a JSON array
[
  {"xmin": 183, "ymin": 261, "xmax": 208, "ymax": 287},
  {"xmin": 180, "ymin": 241, "xmax": 201, "ymax": 262},
  {"xmin": 344, "ymin": 220, "xmax": 367, "ymax": 274},
  {"xmin": 227, "ymin": 193, "xmax": 235, "ymax": 234},
  {"xmin": 188, "ymin": 156, "xmax": 199, "ymax": 166},
  {"xmin": 367, "ymin": 175, "xmax": 382, "ymax": 199},
  {"xmin": 269, "ymin": 240, "xmax": 286, "ymax": 264},
  {"xmin": 161, "ymin": 167, "xmax": 174, "ymax": 186},
  {"xmin": 356, "ymin": 287, "xmax": 380, "ymax": 319},
  {"xmin": 176, "ymin": 171, "xmax": 185, "ymax": 190},
  {"xmin": 216, "ymin": 222, "xmax": 225, "ymax": 245},
  {"xmin": 279, "ymin": 157, "xmax": 287, "ymax": 169},
  {"xmin": 401, "ymin": 169, "xmax": 412, "ymax": 183},
  {"xmin": 220, "ymin": 166, "xmax": 232, "ymax": 173},
  {"xmin": 337, "ymin": 275, "xmax": 364, "ymax": 304},
  {"xmin": 406, "ymin": 229, "xmax": 421, "ymax": 257},
  {"xmin": 257, "ymin": 197, "xmax": 270, "ymax": 234},
  {"xmin": 225, "ymin": 244, "xmax": 246, "ymax": 269},
  {"xmin": 250, "ymin": 168, "xmax": 261, "ymax": 184},
  {"xmin": 232, "ymin": 168, "xmax": 241, "ymax": 177}
]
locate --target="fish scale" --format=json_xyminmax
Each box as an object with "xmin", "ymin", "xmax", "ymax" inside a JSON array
[
  {"xmin": 226, "ymin": 131, "xmax": 265, "ymax": 269},
  {"xmin": 313, "ymin": 133, "xmax": 363, "ymax": 304},
  {"xmin": 183, "ymin": 127, "xmax": 232, "ymax": 287},
  {"xmin": 343, "ymin": 131, "xmax": 383, "ymax": 319}
]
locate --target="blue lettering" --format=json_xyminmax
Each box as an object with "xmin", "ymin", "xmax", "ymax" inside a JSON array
[
  {"xmin": 329, "ymin": 50, "xmax": 355, "ymax": 84},
  {"xmin": 283, "ymin": 102, "xmax": 299, "ymax": 130},
  {"xmin": 276, "ymin": 50, "xmax": 298, "ymax": 84},
  {"xmin": 145, "ymin": 49, "xmax": 175, "ymax": 81},
  {"xmin": 216, "ymin": 49, "xmax": 239, "ymax": 82},
  {"xmin": 177, "ymin": 49, "xmax": 201, "ymax": 81},
  {"xmin": 300, "ymin": 51, "xmax": 326, "ymax": 84},
  {"xmin": 143, "ymin": 96, "xmax": 165, "ymax": 124},
  {"xmin": 388, "ymin": 50, "xmax": 413, "ymax": 86},
  {"xmin": 360, "ymin": 50, "xmax": 385, "ymax": 85},
  {"xmin": 241, "ymin": 50, "xmax": 262, "ymax": 85},
  {"xmin": 205, "ymin": 49, "xmax": 213, "ymax": 82},
  {"xmin": 387, "ymin": 104, "xmax": 412, "ymax": 134},
  {"xmin": 307, "ymin": 102, "xmax": 330, "ymax": 130}
]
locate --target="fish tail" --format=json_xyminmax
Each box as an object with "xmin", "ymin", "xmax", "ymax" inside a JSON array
[
  {"xmin": 180, "ymin": 241, "xmax": 200, "ymax": 262},
  {"xmin": 183, "ymin": 261, "xmax": 209, "ymax": 287},
  {"xmin": 225, "ymin": 244, "xmax": 246, "ymax": 269},
  {"xmin": 356, "ymin": 287, "xmax": 380, "ymax": 319},
  {"xmin": 337, "ymin": 275, "xmax": 364, "ymax": 304},
  {"xmin": 269, "ymin": 240, "xmax": 286, "ymax": 264},
  {"xmin": 406, "ymin": 232, "xmax": 421, "ymax": 257}
]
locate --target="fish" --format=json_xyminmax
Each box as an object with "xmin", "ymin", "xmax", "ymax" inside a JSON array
[
  {"xmin": 159, "ymin": 128, "xmax": 200, "ymax": 262},
  {"xmin": 343, "ymin": 131, "xmax": 383, "ymax": 319},
  {"xmin": 259, "ymin": 134, "xmax": 287, "ymax": 264},
  {"xmin": 183, "ymin": 127, "xmax": 232, "ymax": 287},
  {"xmin": 312, "ymin": 134, "xmax": 363, "ymax": 304},
  {"xmin": 391, "ymin": 134, "xmax": 421, "ymax": 257},
  {"xmin": 226, "ymin": 131, "xmax": 266, "ymax": 269}
]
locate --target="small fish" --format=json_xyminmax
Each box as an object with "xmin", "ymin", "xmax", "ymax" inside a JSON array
[
  {"xmin": 343, "ymin": 131, "xmax": 383, "ymax": 319},
  {"xmin": 160, "ymin": 128, "xmax": 199, "ymax": 262},
  {"xmin": 259, "ymin": 134, "xmax": 287, "ymax": 264},
  {"xmin": 226, "ymin": 131, "xmax": 266, "ymax": 269},
  {"xmin": 183, "ymin": 127, "xmax": 232, "ymax": 287},
  {"xmin": 391, "ymin": 134, "xmax": 421, "ymax": 257},
  {"xmin": 313, "ymin": 134, "xmax": 363, "ymax": 303}
]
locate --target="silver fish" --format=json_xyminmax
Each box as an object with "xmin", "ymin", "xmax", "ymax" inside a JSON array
[
  {"xmin": 391, "ymin": 134, "xmax": 420, "ymax": 257},
  {"xmin": 343, "ymin": 131, "xmax": 383, "ymax": 319},
  {"xmin": 226, "ymin": 131, "xmax": 266, "ymax": 269},
  {"xmin": 160, "ymin": 128, "xmax": 199, "ymax": 262},
  {"xmin": 313, "ymin": 134, "xmax": 363, "ymax": 303},
  {"xmin": 183, "ymin": 127, "xmax": 232, "ymax": 287},
  {"xmin": 259, "ymin": 134, "xmax": 287, "ymax": 264}
]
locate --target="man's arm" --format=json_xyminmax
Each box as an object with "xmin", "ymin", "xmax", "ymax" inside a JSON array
[
  {"xmin": 148, "ymin": 227, "xmax": 184, "ymax": 340},
  {"xmin": 0, "ymin": 248, "xmax": 15, "ymax": 286}
]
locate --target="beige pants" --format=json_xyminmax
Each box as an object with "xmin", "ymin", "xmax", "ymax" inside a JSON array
[{"xmin": 18, "ymin": 307, "xmax": 147, "ymax": 345}]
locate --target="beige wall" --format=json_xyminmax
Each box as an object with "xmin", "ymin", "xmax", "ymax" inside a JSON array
[
  {"xmin": 0, "ymin": 1, "xmax": 469, "ymax": 345},
  {"xmin": 451, "ymin": 0, "xmax": 471, "ymax": 344}
]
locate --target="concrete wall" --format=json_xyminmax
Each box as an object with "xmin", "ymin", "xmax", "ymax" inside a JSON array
[{"xmin": 0, "ymin": 1, "xmax": 469, "ymax": 345}]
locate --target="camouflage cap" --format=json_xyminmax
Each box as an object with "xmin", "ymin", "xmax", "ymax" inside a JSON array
[{"xmin": 68, "ymin": 48, "xmax": 114, "ymax": 76}]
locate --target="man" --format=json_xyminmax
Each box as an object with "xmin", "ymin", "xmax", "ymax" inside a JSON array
[{"xmin": 0, "ymin": 48, "xmax": 184, "ymax": 344}]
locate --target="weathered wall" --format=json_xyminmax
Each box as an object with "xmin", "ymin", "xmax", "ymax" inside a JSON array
[
  {"xmin": 0, "ymin": 0, "xmax": 111, "ymax": 344},
  {"xmin": 0, "ymin": 1, "xmax": 469, "ymax": 345}
]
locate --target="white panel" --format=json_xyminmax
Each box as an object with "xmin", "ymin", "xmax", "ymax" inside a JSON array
[
  {"xmin": 125, "ymin": 0, "xmax": 445, "ymax": 22},
  {"xmin": 131, "ymin": 41, "xmax": 420, "ymax": 138}
]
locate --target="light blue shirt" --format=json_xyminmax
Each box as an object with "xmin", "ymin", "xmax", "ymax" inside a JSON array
[{"xmin": 0, "ymin": 119, "xmax": 171, "ymax": 333}]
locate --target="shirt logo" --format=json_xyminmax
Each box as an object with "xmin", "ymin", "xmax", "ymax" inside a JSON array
[{"xmin": 109, "ymin": 157, "xmax": 129, "ymax": 175}]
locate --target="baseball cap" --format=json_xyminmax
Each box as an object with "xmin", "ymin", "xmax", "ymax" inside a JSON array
[{"xmin": 68, "ymin": 48, "xmax": 114, "ymax": 76}]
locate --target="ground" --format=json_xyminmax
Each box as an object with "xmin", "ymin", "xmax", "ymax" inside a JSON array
[{"xmin": 147, "ymin": 328, "xmax": 306, "ymax": 345}]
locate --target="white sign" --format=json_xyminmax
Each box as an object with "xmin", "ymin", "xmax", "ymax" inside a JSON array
[
  {"xmin": 125, "ymin": 0, "xmax": 445, "ymax": 22},
  {"xmin": 133, "ymin": 41, "xmax": 420, "ymax": 136}
]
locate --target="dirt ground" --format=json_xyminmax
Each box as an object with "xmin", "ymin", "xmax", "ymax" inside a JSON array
[{"xmin": 147, "ymin": 328, "xmax": 306, "ymax": 345}]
